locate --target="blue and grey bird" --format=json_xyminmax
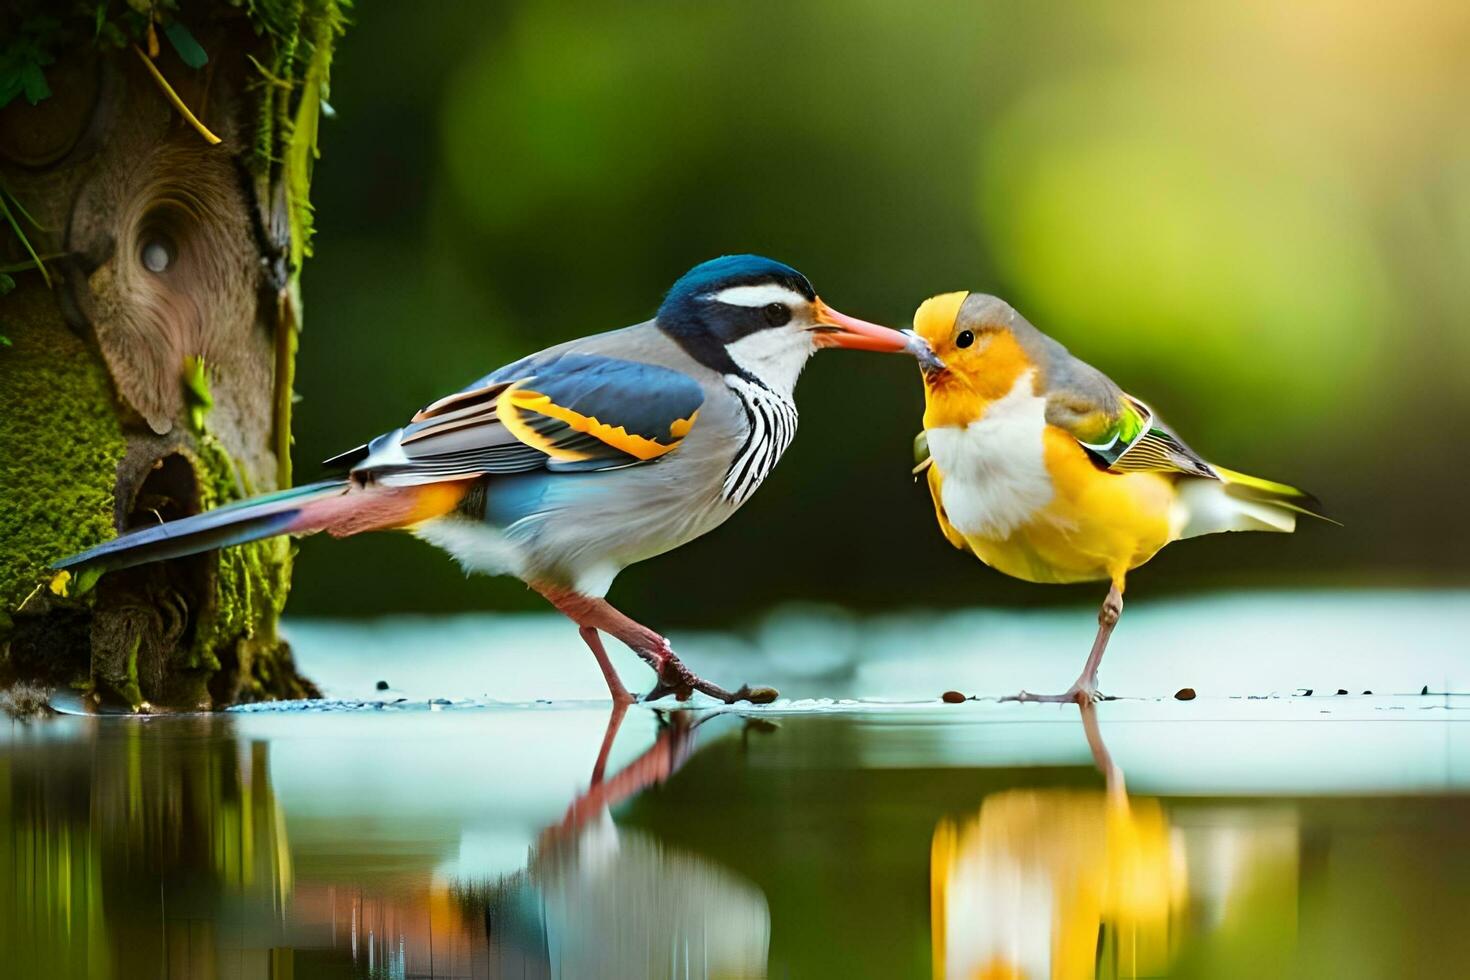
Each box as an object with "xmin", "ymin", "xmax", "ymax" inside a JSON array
[{"xmin": 56, "ymin": 255, "xmax": 910, "ymax": 703}]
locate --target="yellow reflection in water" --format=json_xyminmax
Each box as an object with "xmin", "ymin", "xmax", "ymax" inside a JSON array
[
  {"xmin": 932, "ymin": 788, "xmax": 1182, "ymax": 980},
  {"xmin": 930, "ymin": 703, "xmax": 1248, "ymax": 980},
  {"xmin": 928, "ymin": 704, "xmax": 1320, "ymax": 980}
]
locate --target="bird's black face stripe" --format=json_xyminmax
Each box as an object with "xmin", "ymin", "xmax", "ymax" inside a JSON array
[{"xmin": 657, "ymin": 259, "xmax": 817, "ymax": 378}]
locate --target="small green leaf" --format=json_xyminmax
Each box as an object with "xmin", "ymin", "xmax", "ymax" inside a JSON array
[
  {"xmin": 100, "ymin": 22, "xmax": 129, "ymax": 49},
  {"xmin": 0, "ymin": 272, "xmax": 14, "ymax": 295},
  {"xmin": 74, "ymin": 566, "xmax": 104, "ymax": 596},
  {"xmin": 165, "ymin": 21, "xmax": 209, "ymax": 69},
  {"xmin": 0, "ymin": 69, "xmax": 24, "ymax": 109},
  {"xmin": 183, "ymin": 354, "xmax": 214, "ymax": 432},
  {"xmin": 19, "ymin": 62, "xmax": 49, "ymax": 105}
]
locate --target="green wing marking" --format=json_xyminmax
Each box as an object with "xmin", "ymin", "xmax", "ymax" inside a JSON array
[{"xmin": 1079, "ymin": 396, "xmax": 1218, "ymax": 479}]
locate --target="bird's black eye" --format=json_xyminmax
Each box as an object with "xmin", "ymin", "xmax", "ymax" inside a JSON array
[
  {"xmin": 955, "ymin": 329, "xmax": 975, "ymax": 349},
  {"xmin": 763, "ymin": 302, "xmax": 791, "ymax": 327}
]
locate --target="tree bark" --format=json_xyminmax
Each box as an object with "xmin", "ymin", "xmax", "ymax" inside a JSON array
[{"xmin": 0, "ymin": 4, "xmax": 345, "ymax": 709}]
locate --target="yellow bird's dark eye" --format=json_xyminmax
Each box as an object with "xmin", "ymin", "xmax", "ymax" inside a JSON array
[{"xmin": 955, "ymin": 329, "xmax": 975, "ymax": 348}]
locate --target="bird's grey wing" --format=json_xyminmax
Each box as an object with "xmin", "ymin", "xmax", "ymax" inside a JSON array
[
  {"xmin": 1039, "ymin": 349, "xmax": 1216, "ymax": 479},
  {"xmin": 1104, "ymin": 399, "xmax": 1217, "ymax": 479},
  {"xmin": 348, "ymin": 350, "xmax": 706, "ymax": 487}
]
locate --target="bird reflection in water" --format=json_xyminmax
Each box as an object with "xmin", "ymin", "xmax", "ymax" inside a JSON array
[
  {"xmin": 477, "ymin": 703, "xmax": 772, "ymax": 979},
  {"xmin": 930, "ymin": 703, "xmax": 1184, "ymax": 980}
]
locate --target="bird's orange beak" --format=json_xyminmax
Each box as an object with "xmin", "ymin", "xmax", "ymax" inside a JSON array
[{"xmin": 811, "ymin": 298, "xmax": 909, "ymax": 353}]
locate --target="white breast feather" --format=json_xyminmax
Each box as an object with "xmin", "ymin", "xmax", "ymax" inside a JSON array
[{"xmin": 926, "ymin": 370, "xmax": 1054, "ymax": 539}]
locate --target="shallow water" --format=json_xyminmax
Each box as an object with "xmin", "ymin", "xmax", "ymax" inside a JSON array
[{"xmin": 6, "ymin": 592, "xmax": 1470, "ymax": 978}]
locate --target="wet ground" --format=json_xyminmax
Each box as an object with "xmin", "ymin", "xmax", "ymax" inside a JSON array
[{"xmin": 5, "ymin": 590, "xmax": 1470, "ymax": 978}]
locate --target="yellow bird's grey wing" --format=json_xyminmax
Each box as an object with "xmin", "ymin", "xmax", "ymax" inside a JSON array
[
  {"xmin": 1089, "ymin": 397, "xmax": 1219, "ymax": 480},
  {"xmin": 1046, "ymin": 369, "xmax": 1329, "ymax": 523},
  {"xmin": 1041, "ymin": 357, "xmax": 1218, "ymax": 480}
]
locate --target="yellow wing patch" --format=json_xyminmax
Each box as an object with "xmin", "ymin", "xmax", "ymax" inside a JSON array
[{"xmin": 498, "ymin": 383, "xmax": 695, "ymax": 462}]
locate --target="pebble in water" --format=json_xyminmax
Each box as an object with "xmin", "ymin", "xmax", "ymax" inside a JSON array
[
  {"xmin": 941, "ymin": 690, "xmax": 967, "ymax": 704},
  {"xmin": 376, "ymin": 680, "xmax": 390, "ymax": 691},
  {"xmin": 1175, "ymin": 687, "xmax": 1197, "ymax": 701}
]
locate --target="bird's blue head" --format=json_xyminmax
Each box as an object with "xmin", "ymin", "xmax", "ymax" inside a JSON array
[{"xmin": 655, "ymin": 254, "xmax": 908, "ymax": 391}]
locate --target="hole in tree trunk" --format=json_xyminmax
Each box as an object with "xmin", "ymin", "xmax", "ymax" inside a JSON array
[{"xmin": 88, "ymin": 452, "xmax": 211, "ymax": 704}]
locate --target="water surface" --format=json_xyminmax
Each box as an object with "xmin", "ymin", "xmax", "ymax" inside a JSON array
[{"xmin": 6, "ymin": 592, "xmax": 1470, "ymax": 978}]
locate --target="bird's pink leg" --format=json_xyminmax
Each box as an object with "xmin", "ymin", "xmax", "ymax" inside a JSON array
[
  {"xmin": 1004, "ymin": 583, "xmax": 1123, "ymax": 705},
  {"xmin": 579, "ymin": 627, "xmax": 635, "ymax": 706},
  {"xmin": 534, "ymin": 585, "xmax": 778, "ymax": 705},
  {"xmin": 589, "ymin": 698, "xmax": 631, "ymax": 785},
  {"xmin": 541, "ymin": 708, "xmax": 699, "ymax": 846},
  {"xmin": 1077, "ymin": 699, "xmax": 1127, "ymax": 800}
]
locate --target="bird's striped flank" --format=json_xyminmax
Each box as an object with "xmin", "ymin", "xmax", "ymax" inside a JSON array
[{"xmin": 722, "ymin": 374, "xmax": 798, "ymax": 505}]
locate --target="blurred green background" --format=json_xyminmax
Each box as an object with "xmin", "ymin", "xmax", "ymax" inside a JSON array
[{"xmin": 289, "ymin": 0, "xmax": 1470, "ymax": 623}]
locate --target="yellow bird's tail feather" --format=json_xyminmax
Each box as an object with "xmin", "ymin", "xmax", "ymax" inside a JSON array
[
  {"xmin": 1173, "ymin": 468, "xmax": 1332, "ymax": 540},
  {"xmin": 1214, "ymin": 467, "xmax": 1333, "ymax": 522}
]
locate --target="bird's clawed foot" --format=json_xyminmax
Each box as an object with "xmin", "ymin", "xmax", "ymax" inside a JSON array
[
  {"xmin": 639, "ymin": 644, "xmax": 778, "ymax": 705},
  {"xmin": 1002, "ymin": 681, "xmax": 1114, "ymax": 705},
  {"xmin": 546, "ymin": 589, "xmax": 779, "ymax": 706}
]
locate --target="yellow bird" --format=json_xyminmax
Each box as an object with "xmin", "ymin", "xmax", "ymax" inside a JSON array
[{"xmin": 906, "ymin": 292, "xmax": 1328, "ymax": 702}]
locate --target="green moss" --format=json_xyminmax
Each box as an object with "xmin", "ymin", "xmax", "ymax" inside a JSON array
[
  {"xmin": 188, "ymin": 433, "xmax": 294, "ymax": 698},
  {"xmin": 189, "ymin": 431, "xmax": 286, "ymax": 646},
  {"xmin": 182, "ymin": 354, "xmax": 213, "ymax": 433},
  {"xmin": 0, "ymin": 314, "xmax": 126, "ymax": 621},
  {"xmin": 250, "ymin": 0, "xmax": 346, "ymax": 490},
  {"xmin": 248, "ymin": 0, "xmax": 348, "ymax": 188}
]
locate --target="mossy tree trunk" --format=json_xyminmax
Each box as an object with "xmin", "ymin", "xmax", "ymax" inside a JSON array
[{"xmin": 0, "ymin": 3, "xmax": 345, "ymax": 709}]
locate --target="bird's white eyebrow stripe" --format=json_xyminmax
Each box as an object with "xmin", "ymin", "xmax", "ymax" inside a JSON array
[{"xmin": 706, "ymin": 284, "xmax": 810, "ymax": 308}]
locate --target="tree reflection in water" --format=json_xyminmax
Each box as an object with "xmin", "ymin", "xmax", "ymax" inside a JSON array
[
  {"xmin": 0, "ymin": 716, "xmax": 291, "ymax": 978},
  {"xmin": 0, "ymin": 708, "xmax": 767, "ymax": 979}
]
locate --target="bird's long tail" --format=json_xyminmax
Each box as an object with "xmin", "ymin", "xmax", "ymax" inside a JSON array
[
  {"xmin": 1174, "ymin": 467, "xmax": 1330, "ymax": 539},
  {"xmin": 53, "ymin": 479, "xmax": 471, "ymax": 574}
]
